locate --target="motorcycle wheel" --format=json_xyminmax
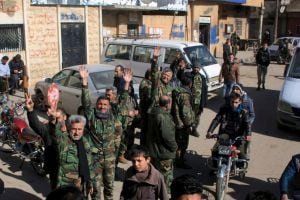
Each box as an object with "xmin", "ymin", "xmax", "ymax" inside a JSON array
[
  {"xmin": 30, "ymin": 151, "xmax": 46, "ymax": 177},
  {"xmin": 216, "ymin": 165, "xmax": 229, "ymax": 200},
  {"xmin": 216, "ymin": 176, "xmax": 227, "ymax": 200},
  {"xmin": 0, "ymin": 129, "xmax": 17, "ymax": 152}
]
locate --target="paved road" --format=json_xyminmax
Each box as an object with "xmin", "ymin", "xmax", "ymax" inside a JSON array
[{"xmin": 1, "ymin": 52, "xmax": 299, "ymax": 199}]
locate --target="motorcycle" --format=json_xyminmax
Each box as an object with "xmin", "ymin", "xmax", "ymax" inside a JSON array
[
  {"xmin": 0, "ymin": 96, "xmax": 45, "ymax": 176},
  {"xmin": 209, "ymin": 134, "xmax": 248, "ymax": 200}
]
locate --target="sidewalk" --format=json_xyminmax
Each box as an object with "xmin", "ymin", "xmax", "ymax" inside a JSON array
[{"xmin": 215, "ymin": 50, "xmax": 256, "ymax": 65}]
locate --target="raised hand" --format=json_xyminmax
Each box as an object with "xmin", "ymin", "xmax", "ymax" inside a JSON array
[
  {"xmin": 79, "ymin": 65, "xmax": 89, "ymax": 80},
  {"xmin": 123, "ymin": 68, "xmax": 133, "ymax": 83},
  {"xmin": 79, "ymin": 65, "xmax": 89, "ymax": 86},
  {"xmin": 25, "ymin": 93, "xmax": 34, "ymax": 112},
  {"xmin": 153, "ymin": 46, "xmax": 161, "ymax": 58}
]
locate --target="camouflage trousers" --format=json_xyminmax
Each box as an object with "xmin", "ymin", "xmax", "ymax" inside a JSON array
[
  {"xmin": 118, "ymin": 120, "xmax": 138, "ymax": 157},
  {"xmin": 175, "ymin": 128, "xmax": 189, "ymax": 162},
  {"xmin": 151, "ymin": 158, "xmax": 173, "ymax": 193},
  {"xmin": 193, "ymin": 104, "xmax": 201, "ymax": 127},
  {"xmin": 91, "ymin": 155, "xmax": 116, "ymax": 200}
]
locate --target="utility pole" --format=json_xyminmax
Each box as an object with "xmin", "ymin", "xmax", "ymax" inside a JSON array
[
  {"xmin": 258, "ymin": 3, "xmax": 265, "ymax": 45},
  {"xmin": 274, "ymin": 0, "xmax": 280, "ymax": 40}
]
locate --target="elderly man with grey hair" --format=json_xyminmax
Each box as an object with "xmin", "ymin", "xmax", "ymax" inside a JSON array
[{"xmin": 54, "ymin": 114, "xmax": 94, "ymax": 197}]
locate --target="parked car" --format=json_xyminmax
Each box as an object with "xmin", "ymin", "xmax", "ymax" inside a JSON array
[
  {"xmin": 277, "ymin": 43, "xmax": 300, "ymax": 130},
  {"xmin": 101, "ymin": 37, "xmax": 223, "ymax": 92},
  {"xmin": 33, "ymin": 64, "xmax": 139, "ymax": 115},
  {"xmin": 269, "ymin": 37, "xmax": 300, "ymax": 63}
]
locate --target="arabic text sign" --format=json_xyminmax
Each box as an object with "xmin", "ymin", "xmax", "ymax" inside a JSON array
[{"xmin": 31, "ymin": 0, "xmax": 188, "ymax": 11}]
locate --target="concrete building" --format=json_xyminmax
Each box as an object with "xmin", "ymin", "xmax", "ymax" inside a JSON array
[{"xmin": 0, "ymin": 0, "xmax": 263, "ymax": 87}]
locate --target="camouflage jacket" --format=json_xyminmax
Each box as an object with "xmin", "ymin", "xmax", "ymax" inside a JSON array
[
  {"xmin": 54, "ymin": 123, "xmax": 94, "ymax": 187},
  {"xmin": 139, "ymin": 78, "xmax": 152, "ymax": 116},
  {"xmin": 118, "ymin": 90, "xmax": 138, "ymax": 127},
  {"xmin": 111, "ymin": 90, "xmax": 136, "ymax": 129},
  {"xmin": 192, "ymin": 73, "xmax": 202, "ymax": 106},
  {"xmin": 81, "ymin": 88, "xmax": 122, "ymax": 158},
  {"xmin": 172, "ymin": 86, "xmax": 195, "ymax": 129},
  {"xmin": 149, "ymin": 59, "xmax": 173, "ymax": 110}
]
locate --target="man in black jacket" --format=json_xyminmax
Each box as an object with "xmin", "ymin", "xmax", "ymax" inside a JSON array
[
  {"xmin": 206, "ymin": 93, "xmax": 251, "ymax": 161},
  {"xmin": 25, "ymin": 94, "xmax": 66, "ymax": 190},
  {"xmin": 256, "ymin": 43, "xmax": 270, "ymax": 90}
]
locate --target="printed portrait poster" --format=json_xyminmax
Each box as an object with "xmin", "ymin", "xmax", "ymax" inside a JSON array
[{"xmin": 47, "ymin": 83, "xmax": 59, "ymax": 110}]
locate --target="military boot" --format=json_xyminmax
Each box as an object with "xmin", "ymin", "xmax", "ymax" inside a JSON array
[{"xmin": 190, "ymin": 124, "xmax": 200, "ymax": 137}]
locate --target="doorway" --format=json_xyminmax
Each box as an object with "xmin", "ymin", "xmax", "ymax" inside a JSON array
[
  {"xmin": 199, "ymin": 23, "xmax": 210, "ymax": 48},
  {"xmin": 61, "ymin": 23, "xmax": 86, "ymax": 68}
]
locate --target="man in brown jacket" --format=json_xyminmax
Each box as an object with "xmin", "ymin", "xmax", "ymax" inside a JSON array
[
  {"xmin": 120, "ymin": 145, "xmax": 169, "ymax": 200},
  {"xmin": 219, "ymin": 53, "xmax": 240, "ymax": 97}
]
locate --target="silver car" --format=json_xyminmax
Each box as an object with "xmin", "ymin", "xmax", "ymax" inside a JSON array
[{"xmin": 33, "ymin": 64, "xmax": 139, "ymax": 115}]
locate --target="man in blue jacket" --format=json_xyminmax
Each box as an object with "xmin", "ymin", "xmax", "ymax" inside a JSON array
[{"xmin": 280, "ymin": 154, "xmax": 300, "ymax": 200}]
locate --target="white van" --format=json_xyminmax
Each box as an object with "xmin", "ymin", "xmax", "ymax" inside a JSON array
[
  {"xmin": 101, "ymin": 38, "xmax": 222, "ymax": 91},
  {"xmin": 277, "ymin": 43, "xmax": 300, "ymax": 130}
]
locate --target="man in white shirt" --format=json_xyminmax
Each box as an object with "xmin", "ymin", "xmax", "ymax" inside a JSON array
[{"xmin": 0, "ymin": 56, "xmax": 10, "ymax": 93}]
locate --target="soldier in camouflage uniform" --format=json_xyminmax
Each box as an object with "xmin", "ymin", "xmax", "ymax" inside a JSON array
[
  {"xmin": 80, "ymin": 66, "xmax": 122, "ymax": 200},
  {"xmin": 54, "ymin": 114, "xmax": 93, "ymax": 197},
  {"xmin": 231, "ymin": 31, "xmax": 240, "ymax": 57},
  {"xmin": 105, "ymin": 86, "xmax": 129, "ymax": 164},
  {"xmin": 149, "ymin": 47, "xmax": 173, "ymax": 111},
  {"xmin": 106, "ymin": 70, "xmax": 139, "ymax": 164},
  {"xmin": 171, "ymin": 77, "xmax": 195, "ymax": 169},
  {"xmin": 146, "ymin": 95, "xmax": 177, "ymax": 193},
  {"xmin": 139, "ymin": 68, "xmax": 152, "ymax": 145},
  {"xmin": 185, "ymin": 61, "xmax": 202, "ymax": 137}
]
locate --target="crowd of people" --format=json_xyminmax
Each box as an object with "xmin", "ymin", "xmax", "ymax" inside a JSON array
[
  {"xmin": 0, "ymin": 54, "xmax": 27, "ymax": 96},
  {"xmin": 0, "ymin": 41, "xmax": 298, "ymax": 200}
]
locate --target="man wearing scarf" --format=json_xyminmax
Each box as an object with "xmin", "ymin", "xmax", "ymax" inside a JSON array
[
  {"xmin": 55, "ymin": 114, "xmax": 93, "ymax": 197},
  {"xmin": 80, "ymin": 66, "xmax": 122, "ymax": 200},
  {"xmin": 206, "ymin": 93, "xmax": 251, "ymax": 162}
]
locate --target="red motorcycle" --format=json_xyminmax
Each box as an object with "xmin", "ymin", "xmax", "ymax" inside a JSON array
[{"xmin": 0, "ymin": 97, "xmax": 45, "ymax": 176}]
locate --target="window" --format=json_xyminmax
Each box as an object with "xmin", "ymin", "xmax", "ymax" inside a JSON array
[
  {"xmin": 90, "ymin": 70, "xmax": 114, "ymax": 90},
  {"xmin": 289, "ymin": 48, "xmax": 300, "ymax": 78},
  {"xmin": 105, "ymin": 44, "xmax": 132, "ymax": 60},
  {"xmin": 133, "ymin": 46, "xmax": 154, "ymax": 63},
  {"xmin": 184, "ymin": 46, "xmax": 217, "ymax": 66},
  {"xmin": 297, "ymin": 25, "xmax": 300, "ymax": 35},
  {"xmin": 66, "ymin": 71, "xmax": 81, "ymax": 89},
  {"xmin": 52, "ymin": 70, "xmax": 72, "ymax": 86},
  {"xmin": 164, "ymin": 48, "xmax": 181, "ymax": 64},
  {"xmin": 235, "ymin": 19, "xmax": 243, "ymax": 36},
  {"xmin": 0, "ymin": 24, "xmax": 25, "ymax": 52}
]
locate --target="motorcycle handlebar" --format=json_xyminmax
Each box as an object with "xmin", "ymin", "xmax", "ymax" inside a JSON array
[{"xmin": 207, "ymin": 134, "xmax": 246, "ymax": 142}]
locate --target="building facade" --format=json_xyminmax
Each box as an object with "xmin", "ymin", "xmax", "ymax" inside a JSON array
[{"xmin": 0, "ymin": 0, "xmax": 263, "ymax": 87}]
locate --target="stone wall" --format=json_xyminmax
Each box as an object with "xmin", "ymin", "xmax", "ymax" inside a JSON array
[{"xmin": 25, "ymin": 2, "xmax": 59, "ymax": 86}]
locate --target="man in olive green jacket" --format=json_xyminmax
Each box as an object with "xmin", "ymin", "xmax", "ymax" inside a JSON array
[{"xmin": 146, "ymin": 95, "xmax": 177, "ymax": 192}]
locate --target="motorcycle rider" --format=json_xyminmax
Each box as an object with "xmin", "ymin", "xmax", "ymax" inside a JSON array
[
  {"xmin": 206, "ymin": 93, "xmax": 251, "ymax": 165},
  {"xmin": 280, "ymin": 154, "xmax": 300, "ymax": 200},
  {"xmin": 227, "ymin": 84, "xmax": 255, "ymax": 127}
]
